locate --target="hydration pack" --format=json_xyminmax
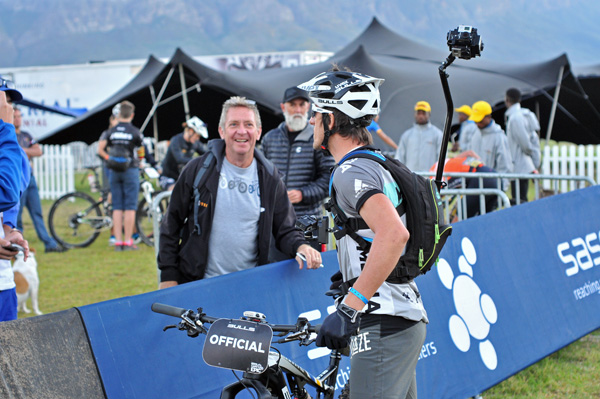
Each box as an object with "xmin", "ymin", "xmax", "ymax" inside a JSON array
[
  {"xmin": 326, "ymin": 147, "xmax": 452, "ymax": 284},
  {"xmin": 106, "ymin": 146, "xmax": 132, "ymax": 172}
]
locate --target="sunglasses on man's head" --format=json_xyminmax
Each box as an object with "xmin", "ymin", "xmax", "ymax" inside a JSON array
[{"xmin": 0, "ymin": 78, "xmax": 16, "ymax": 89}]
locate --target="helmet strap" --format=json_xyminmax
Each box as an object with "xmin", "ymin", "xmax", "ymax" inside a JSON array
[{"xmin": 320, "ymin": 114, "xmax": 333, "ymax": 156}]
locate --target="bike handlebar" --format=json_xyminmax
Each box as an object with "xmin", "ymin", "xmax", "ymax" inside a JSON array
[
  {"xmin": 151, "ymin": 303, "xmax": 187, "ymax": 317},
  {"xmin": 151, "ymin": 303, "xmax": 320, "ymax": 337}
]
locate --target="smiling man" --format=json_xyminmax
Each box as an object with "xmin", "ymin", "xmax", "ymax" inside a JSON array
[{"xmin": 158, "ymin": 96, "xmax": 322, "ymax": 287}]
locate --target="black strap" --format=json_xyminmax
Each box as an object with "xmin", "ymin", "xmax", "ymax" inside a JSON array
[
  {"xmin": 339, "ymin": 278, "xmax": 358, "ymax": 295},
  {"xmin": 192, "ymin": 152, "xmax": 215, "ymax": 235}
]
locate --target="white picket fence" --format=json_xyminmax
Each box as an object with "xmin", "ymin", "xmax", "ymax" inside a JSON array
[
  {"xmin": 541, "ymin": 144, "xmax": 600, "ymax": 192},
  {"xmin": 34, "ymin": 140, "xmax": 169, "ymax": 200},
  {"xmin": 33, "ymin": 145, "xmax": 75, "ymax": 200},
  {"xmin": 32, "ymin": 142, "xmax": 599, "ymax": 200}
]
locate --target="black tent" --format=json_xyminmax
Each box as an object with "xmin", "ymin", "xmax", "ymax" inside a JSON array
[
  {"xmin": 332, "ymin": 18, "xmax": 600, "ymax": 145},
  {"xmin": 40, "ymin": 49, "xmax": 286, "ymax": 144},
  {"xmin": 42, "ymin": 18, "xmax": 600, "ymax": 146},
  {"xmin": 572, "ymin": 64, "xmax": 600, "ymax": 138},
  {"xmin": 40, "ymin": 55, "xmax": 166, "ymax": 144}
]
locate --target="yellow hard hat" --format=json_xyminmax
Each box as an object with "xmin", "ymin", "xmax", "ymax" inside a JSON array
[
  {"xmin": 469, "ymin": 101, "xmax": 492, "ymax": 122},
  {"xmin": 455, "ymin": 105, "xmax": 472, "ymax": 116},
  {"xmin": 414, "ymin": 101, "xmax": 431, "ymax": 112}
]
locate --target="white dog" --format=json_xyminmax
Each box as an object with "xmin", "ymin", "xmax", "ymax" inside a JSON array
[{"xmin": 12, "ymin": 250, "xmax": 42, "ymax": 315}]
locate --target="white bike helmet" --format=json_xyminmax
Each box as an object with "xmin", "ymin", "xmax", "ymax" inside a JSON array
[
  {"xmin": 111, "ymin": 103, "xmax": 121, "ymax": 117},
  {"xmin": 186, "ymin": 116, "xmax": 208, "ymax": 139},
  {"xmin": 298, "ymin": 71, "xmax": 384, "ymax": 120}
]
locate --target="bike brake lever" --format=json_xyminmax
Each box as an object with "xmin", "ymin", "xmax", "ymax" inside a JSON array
[
  {"xmin": 276, "ymin": 330, "xmax": 309, "ymax": 344},
  {"xmin": 163, "ymin": 324, "xmax": 177, "ymax": 331}
]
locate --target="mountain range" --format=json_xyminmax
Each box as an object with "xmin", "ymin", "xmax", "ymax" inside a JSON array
[{"xmin": 1, "ymin": 0, "xmax": 599, "ymax": 68}]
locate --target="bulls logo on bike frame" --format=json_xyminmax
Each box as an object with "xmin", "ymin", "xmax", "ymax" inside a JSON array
[{"xmin": 202, "ymin": 319, "xmax": 273, "ymax": 374}]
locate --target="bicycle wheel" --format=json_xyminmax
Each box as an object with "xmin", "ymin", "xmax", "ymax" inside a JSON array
[
  {"xmin": 135, "ymin": 194, "xmax": 169, "ymax": 247},
  {"xmin": 48, "ymin": 192, "xmax": 104, "ymax": 248}
]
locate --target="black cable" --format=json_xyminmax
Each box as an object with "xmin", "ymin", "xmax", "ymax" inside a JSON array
[{"xmin": 230, "ymin": 370, "xmax": 257, "ymax": 399}]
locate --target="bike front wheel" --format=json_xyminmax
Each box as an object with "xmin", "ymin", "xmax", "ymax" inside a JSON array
[
  {"xmin": 48, "ymin": 192, "xmax": 104, "ymax": 248},
  {"xmin": 135, "ymin": 194, "xmax": 169, "ymax": 247}
]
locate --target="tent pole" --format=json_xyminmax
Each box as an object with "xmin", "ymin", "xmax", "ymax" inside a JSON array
[
  {"xmin": 140, "ymin": 67, "xmax": 175, "ymax": 134},
  {"xmin": 149, "ymin": 85, "xmax": 159, "ymax": 143},
  {"xmin": 154, "ymin": 84, "xmax": 200, "ymax": 107},
  {"xmin": 178, "ymin": 63, "xmax": 190, "ymax": 120},
  {"xmin": 545, "ymin": 65, "xmax": 564, "ymax": 144}
]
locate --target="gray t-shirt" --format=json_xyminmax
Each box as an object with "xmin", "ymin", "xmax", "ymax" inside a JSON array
[
  {"xmin": 333, "ymin": 155, "xmax": 428, "ymax": 322},
  {"xmin": 204, "ymin": 158, "xmax": 261, "ymax": 278}
]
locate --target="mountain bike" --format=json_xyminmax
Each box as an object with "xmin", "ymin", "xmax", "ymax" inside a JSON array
[
  {"xmin": 151, "ymin": 303, "xmax": 349, "ymax": 399},
  {"xmin": 134, "ymin": 167, "xmax": 168, "ymax": 246},
  {"xmin": 48, "ymin": 165, "xmax": 112, "ymax": 248},
  {"xmin": 48, "ymin": 164, "xmax": 163, "ymax": 248}
]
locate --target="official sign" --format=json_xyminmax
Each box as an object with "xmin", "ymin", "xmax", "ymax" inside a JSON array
[{"xmin": 202, "ymin": 319, "xmax": 273, "ymax": 374}]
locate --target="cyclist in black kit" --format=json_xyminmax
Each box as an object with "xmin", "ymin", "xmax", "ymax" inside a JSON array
[{"xmin": 159, "ymin": 116, "xmax": 208, "ymax": 191}]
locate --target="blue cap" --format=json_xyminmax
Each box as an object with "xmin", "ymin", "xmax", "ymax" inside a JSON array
[{"xmin": 0, "ymin": 79, "xmax": 23, "ymax": 102}]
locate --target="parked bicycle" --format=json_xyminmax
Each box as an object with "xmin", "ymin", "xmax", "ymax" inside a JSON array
[
  {"xmin": 151, "ymin": 303, "xmax": 349, "ymax": 399},
  {"xmin": 48, "ymin": 165, "xmax": 112, "ymax": 248},
  {"xmin": 134, "ymin": 166, "xmax": 169, "ymax": 246},
  {"xmin": 48, "ymin": 164, "xmax": 164, "ymax": 248}
]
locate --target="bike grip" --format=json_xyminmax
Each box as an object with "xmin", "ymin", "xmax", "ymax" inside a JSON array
[{"xmin": 151, "ymin": 303, "xmax": 187, "ymax": 317}]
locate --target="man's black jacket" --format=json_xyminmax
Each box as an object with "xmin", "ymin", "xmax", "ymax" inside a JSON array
[{"xmin": 158, "ymin": 139, "xmax": 307, "ymax": 283}]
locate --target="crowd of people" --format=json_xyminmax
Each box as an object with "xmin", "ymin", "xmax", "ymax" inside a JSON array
[{"xmin": 2, "ymin": 65, "xmax": 544, "ymax": 398}]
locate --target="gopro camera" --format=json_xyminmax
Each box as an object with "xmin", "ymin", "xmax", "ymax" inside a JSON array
[
  {"xmin": 243, "ymin": 311, "xmax": 266, "ymax": 321},
  {"xmin": 447, "ymin": 25, "xmax": 483, "ymax": 60},
  {"xmin": 295, "ymin": 215, "xmax": 330, "ymax": 245}
]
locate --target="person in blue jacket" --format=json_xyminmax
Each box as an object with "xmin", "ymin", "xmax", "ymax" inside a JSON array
[{"xmin": 0, "ymin": 82, "xmax": 32, "ymax": 321}]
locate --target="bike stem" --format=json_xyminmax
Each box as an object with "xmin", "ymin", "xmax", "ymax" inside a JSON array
[{"xmin": 434, "ymin": 53, "xmax": 457, "ymax": 191}]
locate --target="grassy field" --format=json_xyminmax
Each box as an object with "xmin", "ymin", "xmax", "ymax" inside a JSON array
[
  {"xmin": 20, "ymin": 200, "xmax": 158, "ymax": 313},
  {"xmin": 15, "ymin": 194, "xmax": 600, "ymax": 398}
]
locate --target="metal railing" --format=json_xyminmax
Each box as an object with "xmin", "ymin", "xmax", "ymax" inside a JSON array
[
  {"xmin": 417, "ymin": 171, "xmax": 597, "ymax": 222},
  {"xmin": 150, "ymin": 172, "xmax": 597, "ymax": 262}
]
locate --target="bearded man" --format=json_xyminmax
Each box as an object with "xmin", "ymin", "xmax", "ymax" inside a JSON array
[
  {"xmin": 261, "ymin": 86, "xmax": 334, "ymax": 220},
  {"xmin": 260, "ymin": 86, "xmax": 334, "ymax": 259}
]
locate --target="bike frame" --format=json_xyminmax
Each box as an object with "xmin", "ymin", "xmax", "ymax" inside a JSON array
[
  {"xmin": 152, "ymin": 304, "xmax": 343, "ymax": 399},
  {"xmin": 221, "ymin": 349, "xmax": 340, "ymax": 399}
]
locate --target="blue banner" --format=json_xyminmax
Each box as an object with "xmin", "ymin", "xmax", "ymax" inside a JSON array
[
  {"xmin": 414, "ymin": 185, "xmax": 600, "ymax": 398},
  {"xmin": 78, "ymin": 186, "xmax": 600, "ymax": 399}
]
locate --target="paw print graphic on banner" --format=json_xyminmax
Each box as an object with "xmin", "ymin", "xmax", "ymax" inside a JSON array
[{"xmin": 437, "ymin": 237, "xmax": 498, "ymax": 370}]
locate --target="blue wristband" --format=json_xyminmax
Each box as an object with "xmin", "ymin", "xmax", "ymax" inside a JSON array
[{"xmin": 349, "ymin": 287, "xmax": 368, "ymax": 305}]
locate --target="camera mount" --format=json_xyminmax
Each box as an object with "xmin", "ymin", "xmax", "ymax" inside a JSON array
[
  {"xmin": 295, "ymin": 215, "xmax": 331, "ymax": 246},
  {"xmin": 434, "ymin": 26, "xmax": 484, "ymax": 191}
]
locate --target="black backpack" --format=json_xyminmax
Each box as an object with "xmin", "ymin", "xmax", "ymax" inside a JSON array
[
  {"xmin": 106, "ymin": 146, "xmax": 133, "ymax": 172},
  {"xmin": 327, "ymin": 147, "xmax": 452, "ymax": 284}
]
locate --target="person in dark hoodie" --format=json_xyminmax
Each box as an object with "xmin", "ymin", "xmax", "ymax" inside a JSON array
[{"xmin": 158, "ymin": 96, "xmax": 322, "ymax": 288}]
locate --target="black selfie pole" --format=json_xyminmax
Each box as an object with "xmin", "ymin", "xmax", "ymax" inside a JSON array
[
  {"xmin": 434, "ymin": 53, "xmax": 457, "ymax": 192},
  {"xmin": 434, "ymin": 26, "xmax": 483, "ymax": 192}
]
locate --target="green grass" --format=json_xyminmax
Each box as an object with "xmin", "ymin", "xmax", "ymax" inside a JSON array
[
  {"xmin": 483, "ymin": 332, "xmax": 600, "ymax": 398},
  {"xmin": 15, "ymin": 190, "xmax": 600, "ymax": 398},
  {"xmin": 19, "ymin": 196, "xmax": 157, "ymax": 315}
]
